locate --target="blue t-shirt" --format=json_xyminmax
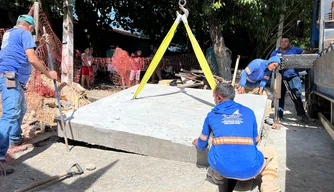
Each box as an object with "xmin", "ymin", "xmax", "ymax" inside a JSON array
[
  {"xmin": 0, "ymin": 26, "xmax": 36, "ymax": 84},
  {"xmin": 239, "ymin": 56, "xmax": 280, "ymax": 88},
  {"xmin": 270, "ymin": 46, "xmax": 303, "ymax": 78},
  {"xmin": 197, "ymin": 100, "xmax": 264, "ymax": 179}
]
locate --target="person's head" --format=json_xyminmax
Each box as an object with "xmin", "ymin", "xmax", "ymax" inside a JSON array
[
  {"xmin": 150, "ymin": 45, "xmax": 155, "ymax": 51},
  {"xmin": 16, "ymin": 15, "xmax": 36, "ymax": 35},
  {"xmin": 89, "ymin": 47, "xmax": 94, "ymax": 55},
  {"xmin": 280, "ymin": 36, "xmax": 291, "ymax": 50},
  {"xmin": 267, "ymin": 56, "xmax": 281, "ymax": 71},
  {"xmin": 136, "ymin": 50, "xmax": 142, "ymax": 56},
  {"xmin": 84, "ymin": 47, "xmax": 90, "ymax": 54},
  {"xmin": 213, "ymin": 83, "xmax": 235, "ymax": 105}
]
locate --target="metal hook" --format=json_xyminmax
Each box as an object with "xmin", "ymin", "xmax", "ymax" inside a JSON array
[
  {"xmin": 178, "ymin": 0, "xmax": 186, "ymax": 7},
  {"xmin": 178, "ymin": 0, "xmax": 189, "ymax": 19}
]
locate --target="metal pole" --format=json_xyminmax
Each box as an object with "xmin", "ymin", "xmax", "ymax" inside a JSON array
[
  {"xmin": 44, "ymin": 27, "xmax": 70, "ymax": 152},
  {"xmin": 232, "ymin": 55, "xmax": 240, "ymax": 86},
  {"xmin": 319, "ymin": 0, "xmax": 325, "ymax": 52},
  {"xmin": 33, "ymin": 1, "xmax": 39, "ymax": 42},
  {"xmin": 273, "ymin": 67, "xmax": 282, "ymax": 129},
  {"xmin": 271, "ymin": 1, "xmax": 285, "ymax": 90}
]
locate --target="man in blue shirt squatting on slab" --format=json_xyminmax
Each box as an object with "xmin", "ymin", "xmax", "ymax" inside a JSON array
[
  {"xmin": 193, "ymin": 83, "xmax": 280, "ymax": 192},
  {"xmin": 0, "ymin": 15, "xmax": 57, "ymax": 174},
  {"xmin": 237, "ymin": 56, "xmax": 281, "ymax": 95},
  {"xmin": 270, "ymin": 36, "xmax": 308, "ymax": 121}
]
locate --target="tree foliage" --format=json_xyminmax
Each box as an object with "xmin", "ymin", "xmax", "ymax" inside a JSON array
[{"xmin": 1, "ymin": 0, "xmax": 315, "ymax": 60}]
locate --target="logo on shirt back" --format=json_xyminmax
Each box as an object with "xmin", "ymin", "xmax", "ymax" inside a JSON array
[
  {"xmin": 221, "ymin": 110, "xmax": 243, "ymax": 124},
  {"xmin": 1, "ymin": 32, "xmax": 10, "ymax": 49}
]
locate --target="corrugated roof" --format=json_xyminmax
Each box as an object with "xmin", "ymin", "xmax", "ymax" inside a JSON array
[{"xmin": 112, "ymin": 28, "xmax": 148, "ymax": 39}]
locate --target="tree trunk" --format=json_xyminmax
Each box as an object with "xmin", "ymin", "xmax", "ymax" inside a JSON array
[{"xmin": 208, "ymin": 14, "xmax": 232, "ymax": 81}]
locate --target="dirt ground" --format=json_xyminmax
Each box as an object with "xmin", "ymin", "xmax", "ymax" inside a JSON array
[{"xmin": 1, "ymin": 86, "xmax": 334, "ymax": 192}]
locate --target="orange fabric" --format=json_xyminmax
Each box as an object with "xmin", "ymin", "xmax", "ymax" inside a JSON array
[
  {"xmin": 245, "ymin": 67, "xmax": 252, "ymax": 75},
  {"xmin": 212, "ymin": 136, "xmax": 254, "ymax": 145},
  {"xmin": 199, "ymin": 133, "xmax": 208, "ymax": 141}
]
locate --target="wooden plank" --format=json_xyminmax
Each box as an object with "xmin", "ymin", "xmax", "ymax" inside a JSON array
[
  {"xmin": 232, "ymin": 55, "xmax": 240, "ymax": 86},
  {"xmin": 318, "ymin": 112, "xmax": 334, "ymax": 140},
  {"xmin": 61, "ymin": 2, "xmax": 74, "ymax": 85},
  {"xmin": 180, "ymin": 82, "xmax": 204, "ymax": 88}
]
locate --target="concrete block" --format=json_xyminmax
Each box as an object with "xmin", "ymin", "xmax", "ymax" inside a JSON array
[{"xmin": 57, "ymin": 84, "xmax": 267, "ymax": 164}]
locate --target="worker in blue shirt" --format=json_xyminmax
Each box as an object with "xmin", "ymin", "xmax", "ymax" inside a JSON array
[
  {"xmin": 0, "ymin": 15, "xmax": 57, "ymax": 174},
  {"xmin": 238, "ymin": 56, "xmax": 280, "ymax": 95},
  {"xmin": 270, "ymin": 36, "xmax": 307, "ymax": 121},
  {"xmin": 193, "ymin": 83, "xmax": 280, "ymax": 192}
]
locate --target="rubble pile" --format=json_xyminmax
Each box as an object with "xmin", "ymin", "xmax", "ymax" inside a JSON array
[
  {"xmin": 0, "ymin": 75, "xmax": 92, "ymax": 156},
  {"xmin": 168, "ymin": 69, "xmax": 231, "ymax": 89}
]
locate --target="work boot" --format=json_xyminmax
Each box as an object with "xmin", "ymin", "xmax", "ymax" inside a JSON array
[
  {"xmin": 207, "ymin": 167, "xmax": 225, "ymax": 185},
  {"xmin": 297, "ymin": 115, "xmax": 314, "ymax": 123},
  {"xmin": 9, "ymin": 138, "xmax": 25, "ymax": 147},
  {"xmin": 0, "ymin": 160, "xmax": 14, "ymax": 175},
  {"xmin": 278, "ymin": 110, "xmax": 284, "ymax": 121}
]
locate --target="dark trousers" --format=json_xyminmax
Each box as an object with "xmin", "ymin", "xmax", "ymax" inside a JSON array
[{"xmin": 279, "ymin": 76, "xmax": 306, "ymax": 117}]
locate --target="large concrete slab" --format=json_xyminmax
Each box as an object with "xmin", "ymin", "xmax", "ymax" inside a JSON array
[{"xmin": 57, "ymin": 84, "xmax": 267, "ymax": 164}]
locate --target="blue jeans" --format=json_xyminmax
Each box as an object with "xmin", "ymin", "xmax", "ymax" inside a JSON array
[
  {"xmin": 0, "ymin": 75, "xmax": 26, "ymax": 160},
  {"xmin": 279, "ymin": 76, "xmax": 305, "ymax": 117}
]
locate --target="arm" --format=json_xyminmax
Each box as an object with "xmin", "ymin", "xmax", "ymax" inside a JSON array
[
  {"xmin": 239, "ymin": 60, "xmax": 258, "ymax": 87},
  {"xmin": 296, "ymin": 47, "xmax": 304, "ymax": 54},
  {"xmin": 239, "ymin": 70, "xmax": 248, "ymax": 87},
  {"xmin": 238, "ymin": 60, "xmax": 258, "ymax": 94},
  {"xmin": 253, "ymin": 112, "xmax": 260, "ymax": 145},
  {"xmin": 258, "ymin": 72, "xmax": 271, "ymax": 95},
  {"xmin": 26, "ymin": 49, "xmax": 57, "ymax": 79},
  {"xmin": 193, "ymin": 117, "xmax": 211, "ymax": 151}
]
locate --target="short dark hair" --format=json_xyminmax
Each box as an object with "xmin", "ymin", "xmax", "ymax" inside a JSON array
[
  {"xmin": 281, "ymin": 36, "xmax": 291, "ymax": 41},
  {"xmin": 215, "ymin": 83, "xmax": 235, "ymax": 100}
]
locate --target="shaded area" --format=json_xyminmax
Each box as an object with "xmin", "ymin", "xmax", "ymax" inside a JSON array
[{"xmin": 267, "ymin": 93, "xmax": 334, "ymax": 192}]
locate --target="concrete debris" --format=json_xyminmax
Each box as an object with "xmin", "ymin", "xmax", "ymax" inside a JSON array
[{"xmin": 86, "ymin": 164, "xmax": 97, "ymax": 171}]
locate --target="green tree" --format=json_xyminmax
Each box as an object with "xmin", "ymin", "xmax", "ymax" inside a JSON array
[{"xmin": 1, "ymin": 0, "xmax": 314, "ymax": 78}]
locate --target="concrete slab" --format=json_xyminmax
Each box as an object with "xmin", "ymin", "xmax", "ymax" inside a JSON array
[{"xmin": 58, "ymin": 84, "xmax": 267, "ymax": 164}]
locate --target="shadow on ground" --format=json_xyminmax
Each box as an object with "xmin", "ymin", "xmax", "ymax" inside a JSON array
[
  {"xmin": 1, "ymin": 138, "xmax": 119, "ymax": 192},
  {"xmin": 269, "ymin": 94, "xmax": 334, "ymax": 192}
]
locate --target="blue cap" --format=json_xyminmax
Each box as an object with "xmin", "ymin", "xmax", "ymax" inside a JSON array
[{"xmin": 17, "ymin": 14, "xmax": 36, "ymax": 35}]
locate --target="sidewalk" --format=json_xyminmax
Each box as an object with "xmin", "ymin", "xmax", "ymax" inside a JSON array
[{"xmin": 264, "ymin": 94, "xmax": 334, "ymax": 192}]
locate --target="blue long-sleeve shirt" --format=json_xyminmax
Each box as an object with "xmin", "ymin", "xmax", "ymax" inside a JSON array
[
  {"xmin": 270, "ymin": 46, "xmax": 304, "ymax": 78},
  {"xmin": 239, "ymin": 56, "xmax": 280, "ymax": 88},
  {"xmin": 197, "ymin": 100, "xmax": 264, "ymax": 179}
]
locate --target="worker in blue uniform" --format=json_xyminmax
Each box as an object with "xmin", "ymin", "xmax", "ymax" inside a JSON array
[
  {"xmin": 193, "ymin": 83, "xmax": 280, "ymax": 192},
  {"xmin": 238, "ymin": 56, "xmax": 280, "ymax": 95},
  {"xmin": 271, "ymin": 36, "xmax": 307, "ymax": 121}
]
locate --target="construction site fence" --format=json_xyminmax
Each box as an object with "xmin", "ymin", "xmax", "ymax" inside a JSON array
[
  {"xmin": 73, "ymin": 53, "xmax": 206, "ymax": 86},
  {"xmin": 1, "ymin": 3, "xmax": 219, "ymax": 89}
]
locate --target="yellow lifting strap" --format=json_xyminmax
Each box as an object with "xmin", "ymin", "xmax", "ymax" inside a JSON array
[{"xmin": 133, "ymin": 0, "xmax": 216, "ymax": 98}]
